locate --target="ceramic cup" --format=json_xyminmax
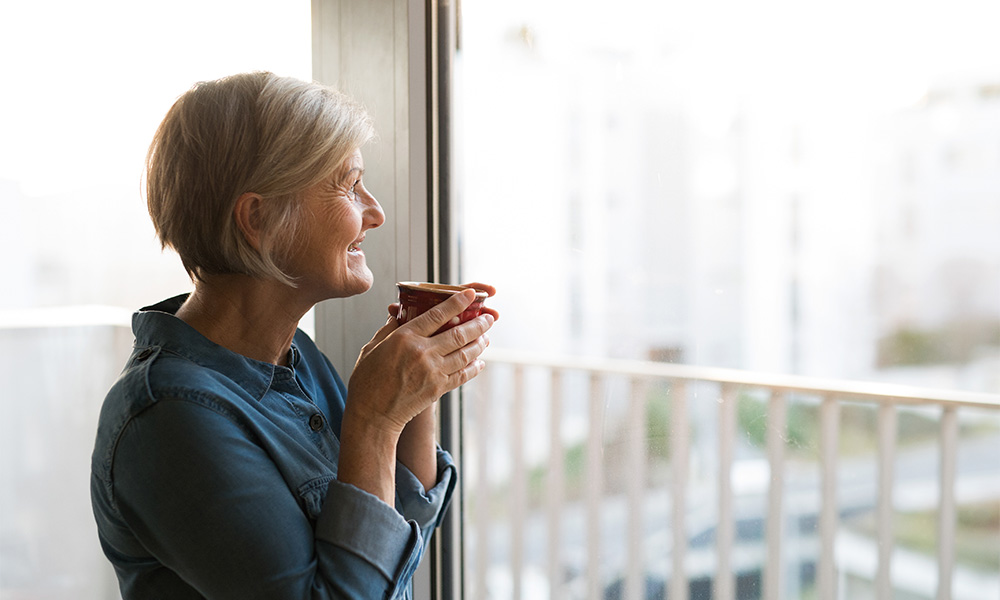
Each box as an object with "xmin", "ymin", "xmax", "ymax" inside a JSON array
[{"xmin": 396, "ymin": 282, "xmax": 488, "ymax": 333}]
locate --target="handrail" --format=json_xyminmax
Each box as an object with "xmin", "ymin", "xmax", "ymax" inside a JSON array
[
  {"xmin": 0, "ymin": 305, "xmax": 133, "ymax": 329},
  {"xmin": 482, "ymin": 347, "xmax": 1000, "ymax": 409}
]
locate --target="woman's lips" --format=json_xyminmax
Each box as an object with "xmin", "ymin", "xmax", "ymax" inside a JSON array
[{"xmin": 348, "ymin": 235, "xmax": 365, "ymax": 253}]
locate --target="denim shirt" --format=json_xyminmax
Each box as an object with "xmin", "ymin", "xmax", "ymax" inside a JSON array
[{"xmin": 91, "ymin": 295, "xmax": 456, "ymax": 599}]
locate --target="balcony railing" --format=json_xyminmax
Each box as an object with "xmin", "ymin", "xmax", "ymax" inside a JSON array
[
  {"xmin": 462, "ymin": 348, "xmax": 1000, "ymax": 600},
  {"xmin": 4, "ymin": 313, "xmax": 997, "ymax": 600},
  {"xmin": 1, "ymin": 309, "xmax": 133, "ymax": 599}
]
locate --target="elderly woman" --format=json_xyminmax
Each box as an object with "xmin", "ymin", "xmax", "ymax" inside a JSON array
[{"xmin": 90, "ymin": 72, "xmax": 496, "ymax": 599}]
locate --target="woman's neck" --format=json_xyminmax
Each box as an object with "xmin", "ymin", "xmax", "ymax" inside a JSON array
[{"xmin": 176, "ymin": 274, "xmax": 309, "ymax": 366}]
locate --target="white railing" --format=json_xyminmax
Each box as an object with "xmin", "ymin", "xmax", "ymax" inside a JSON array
[
  {"xmin": 463, "ymin": 348, "xmax": 1000, "ymax": 600},
  {"xmin": 1, "ymin": 310, "xmax": 133, "ymax": 600}
]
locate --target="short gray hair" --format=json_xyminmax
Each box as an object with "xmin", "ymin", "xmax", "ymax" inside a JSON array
[{"xmin": 146, "ymin": 71, "xmax": 374, "ymax": 285}]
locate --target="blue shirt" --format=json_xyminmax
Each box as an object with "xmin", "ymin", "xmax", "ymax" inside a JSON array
[{"xmin": 91, "ymin": 295, "xmax": 456, "ymax": 599}]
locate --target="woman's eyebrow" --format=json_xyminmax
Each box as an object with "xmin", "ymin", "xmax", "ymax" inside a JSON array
[{"xmin": 345, "ymin": 167, "xmax": 365, "ymax": 179}]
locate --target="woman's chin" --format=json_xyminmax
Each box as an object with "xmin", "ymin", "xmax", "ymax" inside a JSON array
[{"xmin": 332, "ymin": 271, "xmax": 375, "ymax": 299}]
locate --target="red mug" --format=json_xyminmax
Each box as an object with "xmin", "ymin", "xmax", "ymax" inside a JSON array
[{"xmin": 396, "ymin": 282, "xmax": 487, "ymax": 334}]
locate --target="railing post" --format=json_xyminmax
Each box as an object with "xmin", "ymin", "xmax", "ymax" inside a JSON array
[
  {"xmin": 764, "ymin": 391, "xmax": 787, "ymax": 600},
  {"xmin": 716, "ymin": 384, "xmax": 738, "ymax": 600},
  {"xmin": 937, "ymin": 406, "xmax": 958, "ymax": 600},
  {"xmin": 548, "ymin": 369, "xmax": 565, "ymax": 600},
  {"xmin": 473, "ymin": 368, "xmax": 492, "ymax": 600},
  {"xmin": 626, "ymin": 377, "xmax": 649, "ymax": 600},
  {"xmin": 670, "ymin": 380, "xmax": 690, "ymax": 600},
  {"xmin": 512, "ymin": 365, "xmax": 528, "ymax": 600},
  {"xmin": 818, "ymin": 395, "xmax": 840, "ymax": 600},
  {"xmin": 586, "ymin": 372, "xmax": 605, "ymax": 600},
  {"xmin": 876, "ymin": 403, "xmax": 897, "ymax": 600}
]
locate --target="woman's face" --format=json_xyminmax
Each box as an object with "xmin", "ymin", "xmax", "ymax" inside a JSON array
[{"xmin": 288, "ymin": 148, "xmax": 385, "ymax": 301}]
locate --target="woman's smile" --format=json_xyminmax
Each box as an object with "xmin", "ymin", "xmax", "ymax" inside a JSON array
[
  {"xmin": 290, "ymin": 148, "xmax": 385, "ymax": 300},
  {"xmin": 348, "ymin": 235, "xmax": 365, "ymax": 255}
]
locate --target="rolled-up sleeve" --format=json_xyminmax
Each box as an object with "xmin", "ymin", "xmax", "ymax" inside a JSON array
[
  {"xmin": 314, "ymin": 450, "xmax": 456, "ymax": 598},
  {"xmin": 394, "ymin": 449, "xmax": 457, "ymax": 528},
  {"xmin": 317, "ymin": 481, "xmax": 424, "ymax": 598}
]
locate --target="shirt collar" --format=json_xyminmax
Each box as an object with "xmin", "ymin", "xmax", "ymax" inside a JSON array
[{"xmin": 132, "ymin": 293, "xmax": 297, "ymax": 402}]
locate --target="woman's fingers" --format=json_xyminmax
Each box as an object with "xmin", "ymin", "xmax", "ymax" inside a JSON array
[
  {"xmin": 394, "ymin": 311, "xmax": 492, "ymax": 391},
  {"xmin": 461, "ymin": 281, "xmax": 496, "ymax": 297},
  {"xmin": 355, "ymin": 304, "xmax": 405, "ymax": 368},
  {"xmin": 356, "ymin": 322, "xmax": 396, "ymax": 369},
  {"xmin": 442, "ymin": 312, "xmax": 493, "ymax": 353},
  {"xmin": 386, "ymin": 302, "xmax": 401, "ymax": 319},
  {"xmin": 404, "ymin": 289, "xmax": 477, "ymax": 336},
  {"xmin": 440, "ymin": 326, "xmax": 490, "ymax": 375},
  {"xmin": 369, "ymin": 306, "xmax": 401, "ymax": 343},
  {"xmin": 461, "ymin": 281, "xmax": 500, "ymax": 321},
  {"xmin": 445, "ymin": 355, "xmax": 488, "ymax": 389}
]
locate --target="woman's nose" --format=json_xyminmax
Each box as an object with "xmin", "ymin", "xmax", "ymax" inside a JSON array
[{"xmin": 362, "ymin": 189, "xmax": 385, "ymax": 229}]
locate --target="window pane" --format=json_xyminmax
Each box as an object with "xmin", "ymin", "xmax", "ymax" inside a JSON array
[
  {"xmin": 0, "ymin": 2, "xmax": 310, "ymax": 597},
  {"xmin": 456, "ymin": 1, "xmax": 1000, "ymax": 599}
]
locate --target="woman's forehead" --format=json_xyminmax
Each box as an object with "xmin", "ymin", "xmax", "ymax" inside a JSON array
[
  {"xmin": 346, "ymin": 148, "xmax": 364, "ymax": 166},
  {"xmin": 334, "ymin": 148, "xmax": 364, "ymax": 175}
]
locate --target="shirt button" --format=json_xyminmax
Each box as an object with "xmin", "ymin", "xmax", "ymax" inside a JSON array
[
  {"xmin": 136, "ymin": 348, "xmax": 154, "ymax": 361},
  {"xmin": 309, "ymin": 413, "xmax": 325, "ymax": 432}
]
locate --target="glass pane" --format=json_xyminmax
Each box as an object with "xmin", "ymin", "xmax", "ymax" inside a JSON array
[
  {"xmin": 0, "ymin": 2, "xmax": 310, "ymax": 598},
  {"xmin": 456, "ymin": 1, "xmax": 1000, "ymax": 599}
]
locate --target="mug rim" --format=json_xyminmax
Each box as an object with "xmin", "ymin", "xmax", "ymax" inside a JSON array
[{"xmin": 397, "ymin": 281, "xmax": 488, "ymax": 301}]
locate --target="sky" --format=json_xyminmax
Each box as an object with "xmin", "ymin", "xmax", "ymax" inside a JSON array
[{"xmin": 0, "ymin": 0, "xmax": 312, "ymax": 197}]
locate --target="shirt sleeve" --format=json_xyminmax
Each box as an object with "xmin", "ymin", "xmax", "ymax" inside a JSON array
[
  {"xmin": 394, "ymin": 449, "xmax": 457, "ymax": 547},
  {"xmin": 110, "ymin": 397, "xmax": 432, "ymax": 600}
]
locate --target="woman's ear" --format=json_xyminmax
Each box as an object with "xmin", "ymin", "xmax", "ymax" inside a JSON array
[{"xmin": 233, "ymin": 192, "xmax": 264, "ymax": 250}]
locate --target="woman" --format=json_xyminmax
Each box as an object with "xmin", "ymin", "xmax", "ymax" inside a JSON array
[{"xmin": 90, "ymin": 72, "xmax": 496, "ymax": 599}]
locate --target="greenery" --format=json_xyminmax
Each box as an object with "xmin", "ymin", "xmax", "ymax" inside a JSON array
[
  {"xmin": 522, "ymin": 381, "xmax": 678, "ymax": 506},
  {"xmin": 645, "ymin": 384, "xmax": 672, "ymax": 461},
  {"xmin": 877, "ymin": 317, "xmax": 1000, "ymax": 367},
  {"xmin": 735, "ymin": 394, "xmax": 957, "ymax": 458},
  {"xmin": 736, "ymin": 392, "xmax": 813, "ymax": 452},
  {"xmin": 844, "ymin": 501, "xmax": 1000, "ymax": 571}
]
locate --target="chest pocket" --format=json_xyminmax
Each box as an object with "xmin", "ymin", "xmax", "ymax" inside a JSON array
[{"xmin": 297, "ymin": 475, "xmax": 337, "ymax": 522}]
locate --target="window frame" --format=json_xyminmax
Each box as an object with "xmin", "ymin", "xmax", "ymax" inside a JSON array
[{"xmin": 311, "ymin": 1, "xmax": 461, "ymax": 598}]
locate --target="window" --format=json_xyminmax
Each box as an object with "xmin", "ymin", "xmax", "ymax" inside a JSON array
[{"xmin": 454, "ymin": 2, "xmax": 1000, "ymax": 599}]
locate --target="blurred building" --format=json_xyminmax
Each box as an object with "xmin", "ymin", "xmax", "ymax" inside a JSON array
[{"xmin": 458, "ymin": 7, "xmax": 1000, "ymax": 394}]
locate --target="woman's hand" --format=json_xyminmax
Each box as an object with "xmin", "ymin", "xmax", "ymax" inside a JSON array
[
  {"xmin": 339, "ymin": 285, "xmax": 497, "ymax": 503},
  {"xmin": 346, "ymin": 288, "xmax": 496, "ymax": 436}
]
